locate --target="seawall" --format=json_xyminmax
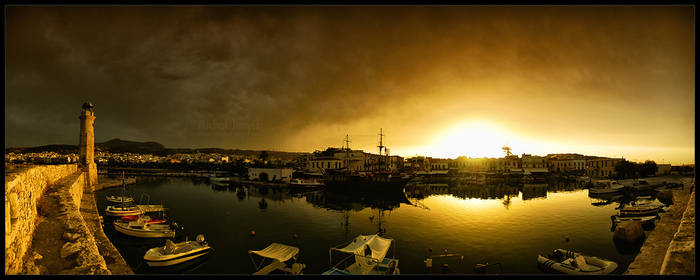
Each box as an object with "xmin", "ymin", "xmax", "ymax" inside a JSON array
[
  {"xmin": 625, "ymin": 177, "xmax": 695, "ymax": 275},
  {"xmin": 4, "ymin": 164, "xmax": 133, "ymax": 274}
]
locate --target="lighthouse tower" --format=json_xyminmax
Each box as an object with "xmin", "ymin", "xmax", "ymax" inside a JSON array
[{"xmin": 79, "ymin": 102, "xmax": 98, "ymax": 186}]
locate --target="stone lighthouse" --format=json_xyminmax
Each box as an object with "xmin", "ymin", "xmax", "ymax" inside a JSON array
[{"xmin": 79, "ymin": 102, "xmax": 98, "ymax": 186}]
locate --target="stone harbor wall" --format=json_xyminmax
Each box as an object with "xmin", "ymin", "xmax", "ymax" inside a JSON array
[
  {"xmin": 5, "ymin": 164, "xmax": 78, "ymax": 274},
  {"xmin": 660, "ymin": 191, "xmax": 695, "ymax": 274},
  {"xmin": 5, "ymin": 164, "xmax": 132, "ymax": 275},
  {"xmin": 625, "ymin": 177, "xmax": 695, "ymax": 274}
]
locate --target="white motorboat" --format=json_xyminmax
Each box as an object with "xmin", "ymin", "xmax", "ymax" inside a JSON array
[
  {"xmin": 611, "ymin": 215, "xmax": 658, "ymax": 226},
  {"xmin": 106, "ymin": 195, "xmax": 134, "ymax": 203},
  {"xmin": 106, "ymin": 205, "xmax": 143, "ymax": 216},
  {"xmin": 144, "ymin": 234, "xmax": 212, "ymax": 267},
  {"xmin": 538, "ymin": 249, "xmax": 617, "ymax": 275},
  {"xmin": 114, "ymin": 217, "xmax": 175, "ymax": 238},
  {"xmin": 248, "ymin": 243, "xmax": 306, "ymax": 275},
  {"xmin": 288, "ymin": 178, "xmax": 325, "ymax": 188},
  {"xmin": 588, "ymin": 180, "xmax": 626, "ymax": 195},
  {"xmin": 323, "ymin": 234, "xmax": 400, "ymax": 275}
]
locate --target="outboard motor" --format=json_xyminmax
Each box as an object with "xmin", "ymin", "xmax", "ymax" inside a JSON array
[{"xmin": 196, "ymin": 234, "xmax": 207, "ymax": 245}]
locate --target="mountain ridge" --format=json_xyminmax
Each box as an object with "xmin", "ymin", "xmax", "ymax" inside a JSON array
[{"xmin": 5, "ymin": 138, "xmax": 310, "ymax": 159}]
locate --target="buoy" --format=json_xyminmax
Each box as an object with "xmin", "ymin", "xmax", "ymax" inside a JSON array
[{"xmin": 251, "ymin": 230, "xmax": 256, "ymax": 236}]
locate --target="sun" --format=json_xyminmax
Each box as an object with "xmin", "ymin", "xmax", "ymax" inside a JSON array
[{"xmin": 429, "ymin": 121, "xmax": 512, "ymax": 158}]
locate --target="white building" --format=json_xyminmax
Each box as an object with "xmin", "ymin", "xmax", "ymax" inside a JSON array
[{"xmin": 248, "ymin": 168, "xmax": 294, "ymax": 182}]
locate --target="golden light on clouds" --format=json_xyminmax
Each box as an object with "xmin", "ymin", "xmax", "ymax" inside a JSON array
[{"xmin": 5, "ymin": 6, "xmax": 694, "ymax": 164}]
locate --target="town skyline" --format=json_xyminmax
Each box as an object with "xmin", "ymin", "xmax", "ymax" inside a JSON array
[{"xmin": 6, "ymin": 6, "xmax": 694, "ymax": 165}]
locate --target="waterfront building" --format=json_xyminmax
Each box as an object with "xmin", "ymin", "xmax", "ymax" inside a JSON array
[
  {"xmin": 547, "ymin": 154, "xmax": 586, "ymax": 173},
  {"xmin": 585, "ymin": 157, "xmax": 624, "ymax": 178},
  {"xmin": 308, "ymin": 156, "xmax": 344, "ymax": 171},
  {"xmin": 429, "ymin": 158, "xmax": 450, "ymax": 170},
  {"xmin": 248, "ymin": 168, "xmax": 293, "ymax": 182},
  {"xmin": 405, "ymin": 156, "xmax": 430, "ymax": 172},
  {"xmin": 521, "ymin": 154, "xmax": 547, "ymax": 169},
  {"xmin": 307, "ymin": 147, "xmax": 404, "ymax": 173},
  {"xmin": 656, "ymin": 164, "xmax": 672, "ymax": 176}
]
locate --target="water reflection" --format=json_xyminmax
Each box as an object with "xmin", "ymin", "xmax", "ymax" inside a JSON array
[{"xmin": 94, "ymin": 176, "xmax": 685, "ymax": 274}]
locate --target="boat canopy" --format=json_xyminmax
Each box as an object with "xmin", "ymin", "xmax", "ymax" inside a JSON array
[
  {"xmin": 332, "ymin": 234, "xmax": 393, "ymax": 263},
  {"xmin": 249, "ymin": 243, "xmax": 300, "ymax": 263}
]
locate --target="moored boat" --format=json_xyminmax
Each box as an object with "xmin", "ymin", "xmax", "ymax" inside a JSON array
[
  {"xmin": 144, "ymin": 234, "xmax": 212, "ymax": 267},
  {"xmin": 106, "ymin": 205, "xmax": 143, "ymax": 216},
  {"xmin": 323, "ymin": 171, "xmax": 410, "ymax": 193},
  {"xmin": 619, "ymin": 204, "xmax": 662, "ymax": 217},
  {"xmin": 121, "ymin": 214, "xmax": 167, "ymax": 224},
  {"xmin": 537, "ymin": 249, "xmax": 617, "ymax": 274},
  {"xmin": 323, "ymin": 234, "xmax": 400, "ymax": 275},
  {"xmin": 288, "ymin": 178, "xmax": 325, "ymax": 188},
  {"xmin": 106, "ymin": 195, "xmax": 134, "ymax": 203},
  {"xmin": 588, "ymin": 180, "xmax": 625, "ymax": 195},
  {"xmin": 610, "ymin": 215, "xmax": 658, "ymax": 226},
  {"xmin": 114, "ymin": 218, "xmax": 175, "ymax": 238},
  {"xmin": 248, "ymin": 243, "xmax": 306, "ymax": 275},
  {"xmin": 209, "ymin": 176, "xmax": 232, "ymax": 183}
]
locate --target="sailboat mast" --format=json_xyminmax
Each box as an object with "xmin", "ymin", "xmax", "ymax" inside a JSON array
[
  {"xmin": 344, "ymin": 134, "xmax": 351, "ymax": 171},
  {"xmin": 377, "ymin": 128, "xmax": 385, "ymax": 172},
  {"xmin": 121, "ymin": 171, "xmax": 126, "ymax": 209}
]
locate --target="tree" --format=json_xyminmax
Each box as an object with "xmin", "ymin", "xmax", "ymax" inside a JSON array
[
  {"xmin": 639, "ymin": 160, "xmax": 658, "ymax": 177},
  {"xmin": 614, "ymin": 160, "xmax": 636, "ymax": 179}
]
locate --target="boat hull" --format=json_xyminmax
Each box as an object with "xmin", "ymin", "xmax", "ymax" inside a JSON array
[
  {"xmin": 106, "ymin": 196, "xmax": 134, "ymax": 203},
  {"xmin": 114, "ymin": 223, "xmax": 175, "ymax": 238},
  {"xmin": 619, "ymin": 208, "xmax": 660, "ymax": 217},
  {"xmin": 538, "ymin": 249, "xmax": 617, "ymax": 275},
  {"xmin": 323, "ymin": 174, "xmax": 409, "ymax": 192},
  {"xmin": 106, "ymin": 208, "xmax": 143, "ymax": 217},
  {"xmin": 612, "ymin": 215, "xmax": 657, "ymax": 225},
  {"xmin": 588, "ymin": 188, "xmax": 624, "ymax": 195},
  {"xmin": 145, "ymin": 247, "xmax": 212, "ymax": 267}
]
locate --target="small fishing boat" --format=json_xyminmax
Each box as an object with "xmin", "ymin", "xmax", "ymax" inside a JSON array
[
  {"xmin": 114, "ymin": 218, "xmax": 175, "ymax": 238},
  {"xmin": 248, "ymin": 243, "xmax": 306, "ymax": 275},
  {"xmin": 106, "ymin": 195, "xmax": 134, "ymax": 203},
  {"xmin": 323, "ymin": 234, "xmax": 400, "ymax": 275},
  {"xmin": 611, "ymin": 215, "xmax": 657, "ymax": 226},
  {"xmin": 106, "ymin": 172, "xmax": 141, "ymax": 216},
  {"xmin": 106, "ymin": 205, "xmax": 143, "ymax": 217},
  {"xmin": 209, "ymin": 175, "xmax": 232, "ymax": 183},
  {"xmin": 144, "ymin": 234, "xmax": 212, "ymax": 267},
  {"xmin": 588, "ymin": 180, "xmax": 625, "ymax": 195},
  {"xmin": 121, "ymin": 215, "xmax": 167, "ymax": 224},
  {"xmin": 537, "ymin": 249, "xmax": 617, "ymax": 275},
  {"xmin": 619, "ymin": 204, "xmax": 661, "ymax": 217},
  {"xmin": 288, "ymin": 178, "xmax": 325, "ymax": 188}
]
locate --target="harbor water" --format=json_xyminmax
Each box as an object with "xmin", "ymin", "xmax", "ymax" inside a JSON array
[{"xmin": 94, "ymin": 176, "xmax": 657, "ymax": 274}]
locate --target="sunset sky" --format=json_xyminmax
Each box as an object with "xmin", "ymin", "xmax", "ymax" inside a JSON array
[{"xmin": 5, "ymin": 6, "xmax": 695, "ymax": 164}]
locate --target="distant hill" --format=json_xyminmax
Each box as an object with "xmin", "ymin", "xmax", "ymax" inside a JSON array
[
  {"xmin": 99, "ymin": 138, "xmax": 166, "ymax": 154},
  {"xmin": 5, "ymin": 144, "xmax": 78, "ymax": 154},
  {"xmin": 6, "ymin": 138, "xmax": 309, "ymax": 160}
]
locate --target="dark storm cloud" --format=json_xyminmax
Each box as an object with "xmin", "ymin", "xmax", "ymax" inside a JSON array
[{"xmin": 5, "ymin": 6, "xmax": 694, "ymax": 163}]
